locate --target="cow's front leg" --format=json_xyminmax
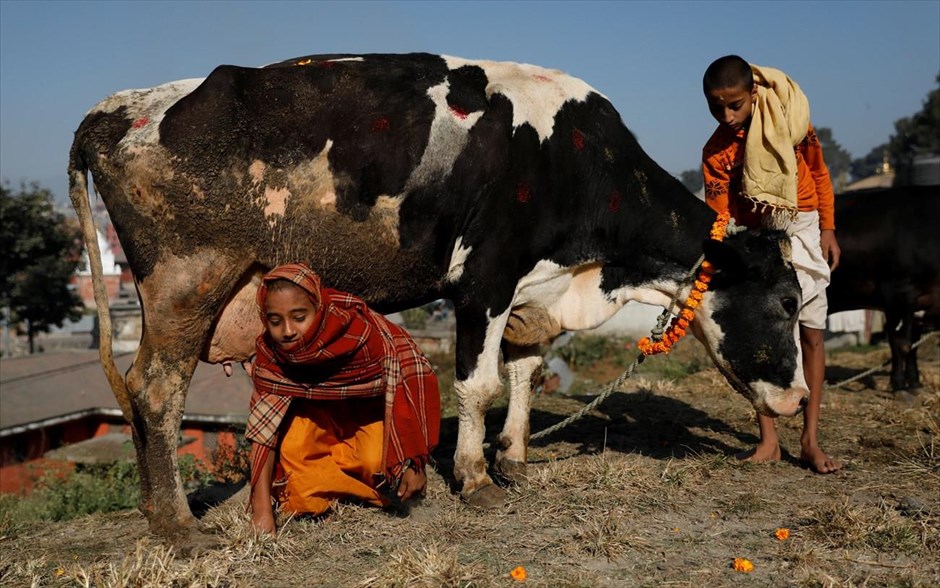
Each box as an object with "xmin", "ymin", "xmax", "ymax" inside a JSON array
[
  {"xmin": 495, "ymin": 343, "xmax": 542, "ymax": 484},
  {"xmin": 453, "ymin": 306, "xmax": 511, "ymax": 508}
]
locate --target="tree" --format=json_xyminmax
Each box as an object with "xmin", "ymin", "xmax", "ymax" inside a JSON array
[
  {"xmin": 0, "ymin": 181, "xmax": 84, "ymax": 353},
  {"xmin": 677, "ymin": 168, "xmax": 703, "ymax": 194},
  {"xmin": 889, "ymin": 73, "xmax": 940, "ymax": 183},
  {"xmin": 815, "ymin": 127, "xmax": 852, "ymax": 190}
]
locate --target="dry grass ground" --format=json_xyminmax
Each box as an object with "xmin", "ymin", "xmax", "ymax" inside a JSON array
[{"xmin": 1, "ymin": 337, "xmax": 938, "ymax": 587}]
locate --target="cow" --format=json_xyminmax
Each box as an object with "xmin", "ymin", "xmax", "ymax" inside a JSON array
[
  {"xmin": 827, "ymin": 185, "xmax": 940, "ymax": 391},
  {"xmin": 68, "ymin": 53, "xmax": 808, "ymax": 542}
]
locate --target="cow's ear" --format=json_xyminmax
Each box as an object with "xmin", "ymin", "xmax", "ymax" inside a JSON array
[{"xmin": 702, "ymin": 238, "xmax": 747, "ymax": 279}]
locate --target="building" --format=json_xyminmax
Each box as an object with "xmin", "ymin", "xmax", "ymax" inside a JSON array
[{"xmin": 0, "ymin": 351, "xmax": 252, "ymax": 494}]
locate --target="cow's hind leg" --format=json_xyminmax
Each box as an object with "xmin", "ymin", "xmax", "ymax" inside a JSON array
[
  {"xmin": 125, "ymin": 255, "xmax": 243, "ymax": 545},
  {"xmin": 495, "ymin": 343, "xmax": 542, "ymax": 484}
]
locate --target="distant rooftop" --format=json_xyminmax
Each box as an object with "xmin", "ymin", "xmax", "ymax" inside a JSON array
[{"xmin": 1, "ymin": 351, "xmax": 252, "ymax": 435}]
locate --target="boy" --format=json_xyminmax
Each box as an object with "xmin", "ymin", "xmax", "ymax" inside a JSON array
[
  {"xmin": 246, "ymin": 263, "xmax": 440, "ymax": 534},
  {"xmin": 701, "ymin": 55, "xmax": 841, "ymax": 474}
]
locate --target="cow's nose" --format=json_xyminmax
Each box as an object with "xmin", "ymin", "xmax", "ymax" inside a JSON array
[{"xmin": 796, "ymin": 395, "xmax": 809, "ymax": 414}]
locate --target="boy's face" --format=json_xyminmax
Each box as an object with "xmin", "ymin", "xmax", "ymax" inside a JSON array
[
  {"xmin": 263, "ymin": 285, "xmax": 317, "ymax": 351},
  {"xmin": 706, "ymin": 84, "xmax": 757, "ymax": 132}
]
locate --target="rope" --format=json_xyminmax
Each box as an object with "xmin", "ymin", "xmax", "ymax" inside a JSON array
[{"xmin": 825, "ymin": 331, "xmax": 939, "ymax": 390}]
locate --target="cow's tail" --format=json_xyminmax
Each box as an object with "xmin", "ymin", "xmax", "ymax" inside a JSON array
[{"xmin": 68, "ymin": 142, "xmax": 133, "ymax": 420}]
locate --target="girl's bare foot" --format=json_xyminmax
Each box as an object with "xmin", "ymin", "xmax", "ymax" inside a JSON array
[
  {"xmin": 736, "ymin": 441, "xmax": 781, "ymax": 463},
  {"xmin": 800, "ymin": 444, "xmax": 841, "ymax": 473}
]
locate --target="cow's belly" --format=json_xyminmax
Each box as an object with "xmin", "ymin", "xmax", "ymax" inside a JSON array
[{"xmin": 513, "ymin": 261, "xmax": 671, "ymax": 333}]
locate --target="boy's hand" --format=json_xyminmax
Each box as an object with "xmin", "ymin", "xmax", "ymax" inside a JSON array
[
  {"xmin": 820, "ymin": 229, "xmax": 840, "ymax": 271},
  {"xmin": 397, "ymin": 467, "xmax": 427, "ymax": 502}
]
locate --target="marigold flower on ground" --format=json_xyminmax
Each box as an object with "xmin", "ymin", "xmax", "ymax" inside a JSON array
[
  {"xmin": 733, "ymin": 558, "xmax": 755, "ymax": 573},
  {"xmin": 510, "ymin": 566, "xmax": 527, "ymax": 582},
  {"xmin": 775, "ymin": 528, "xmax": 790, "ymax": 541}
]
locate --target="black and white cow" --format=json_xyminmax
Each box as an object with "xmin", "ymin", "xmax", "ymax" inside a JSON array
[
  {"xmin": 828, "ymin": 185, "xmax": 940, "ymax": 391},
  {"xmin": 69, "ymin": 53, "xmax": 807, "ymax": 541}
]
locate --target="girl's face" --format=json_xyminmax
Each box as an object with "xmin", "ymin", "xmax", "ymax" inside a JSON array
[
  {"xmin": 707, "ymin": 84, "xmax": 757, "ymax": 132},
  {"xmin": 263, "ymin": 285, "xmax": 317, "ymax": 351}
]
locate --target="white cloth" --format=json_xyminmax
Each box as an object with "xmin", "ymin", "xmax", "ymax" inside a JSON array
[{"xmin": 777, "ymin": 210, "xmax": 830, "ymax": 329}]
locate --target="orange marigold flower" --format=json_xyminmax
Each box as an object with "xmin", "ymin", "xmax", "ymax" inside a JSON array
[
  {"xmin": 680, "ymin": 309, "xmax": 695, "ymax": 321},
  {"xmin": 673, "ymin": 327, "xmax": 686, "ymax": 338},
  {"xmin": 775, "ymin": 528, "xmax": 790, "ymax": 541},
  {"xmin": 701, "ymin": 260, "xmax": 713, "ymax": 271},
  {"xmin": 677, "ymin": 318, "xmax": 689, "ymax": 329},
  {"xmin": 694, "ymin": 279, "xmax": 708, "ymax": 291},
  {"xmin": 510, "ymin": 566, "xmax": 527, "ymax": 582},
  {"xmin": 689, "ymin": 290, "xmax": 703, "ymax": 301},
  {"xmin": 733, "ymin": 558, "xmax": 754, "ymax": 573}
]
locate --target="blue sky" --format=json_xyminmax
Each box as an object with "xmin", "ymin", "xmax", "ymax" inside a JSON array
[{"xmin": 1, "ymin": 0, "xmax": 938, "ymax": 203}]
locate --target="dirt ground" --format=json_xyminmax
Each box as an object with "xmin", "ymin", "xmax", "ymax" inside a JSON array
[{"xmin": 1, "ymin": 338, "xmax": 938, "ymax": 587}]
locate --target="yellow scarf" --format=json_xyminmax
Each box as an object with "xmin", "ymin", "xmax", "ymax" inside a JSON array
[{"xmin": 743, "ymin": 64, "xmax": 810, "ymax": 213}]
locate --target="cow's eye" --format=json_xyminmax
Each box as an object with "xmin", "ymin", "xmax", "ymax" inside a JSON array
[{"xmin": 780, "ymin": 296, "xmax": 798, "ymax": 319}]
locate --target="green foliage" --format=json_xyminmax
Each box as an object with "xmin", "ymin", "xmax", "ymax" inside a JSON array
[
  {"xmin": 890, "ymin": 73, "xmax": 940, "ymax": 181},
  {"xmin": 677, "ymin": 168, "xmax": 703, "ymax": 194},
  {"xmin": 0, "ymin": 456, "xmax": 212, "ymax": 531},
  {"xmin": 0, "ymin": 181, "xmax": 84, "ymax": 353},
  {"xmin": 554, "ymin": 334, "xmax": 633, "ymax": 370},
  {"xmin": 400, "ymin": 306, "xmax": 431, "ymax": 330},
  {"xmin": 815, "ymin": 126, "xmax": 852, "ymax": 188}
]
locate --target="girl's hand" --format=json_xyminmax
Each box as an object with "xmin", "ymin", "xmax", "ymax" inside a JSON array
[{"xmin": 397, "ymin": 467, "xmax": 427, "ymax": 502}]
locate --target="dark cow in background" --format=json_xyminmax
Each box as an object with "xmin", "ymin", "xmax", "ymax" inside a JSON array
[
  {"xmin": 69, "ymin": 53, "xmax": 808, "ymax": 542},
  {"xmin": 828, "ymin": 185, "xmax": 940, "ymax": 391}
]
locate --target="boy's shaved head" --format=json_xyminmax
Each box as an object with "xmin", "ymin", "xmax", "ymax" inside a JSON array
[{"xmin": 703, "ymin": 55, "xmax": 753, "ymax": 94}]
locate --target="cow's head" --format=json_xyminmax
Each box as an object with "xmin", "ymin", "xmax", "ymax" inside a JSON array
[{"xmin": 692, "ymin": 229, "xmax": 807, "ymax": 417}]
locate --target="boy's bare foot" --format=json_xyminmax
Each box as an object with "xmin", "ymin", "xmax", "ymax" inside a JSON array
[
  {"xmin": 736, "ymin": 442, "xmax": 781, "ymax": 463},
  {"xmin": 800, "ymin": 444, "xmax": 841, "ymax": 473}
]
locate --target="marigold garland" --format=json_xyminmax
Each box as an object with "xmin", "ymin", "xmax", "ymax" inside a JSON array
[{"xmin": 637, "ymin": 211, "xmax": 731, "ymax": 355}]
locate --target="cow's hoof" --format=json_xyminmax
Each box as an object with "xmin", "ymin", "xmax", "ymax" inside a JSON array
[
  {"xmin": 494, "ymin": 458, "xmax": 528, "ymax": 485},
  {"xmin": 168, "ymin": 526, "xmax": 225, "ymax": 556},
  {"xmin": 464, "ymin": 484, "xmax": 507, "ymax": 509}
]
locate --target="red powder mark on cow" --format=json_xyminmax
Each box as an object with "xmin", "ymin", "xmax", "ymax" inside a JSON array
[
  {"xmin": 516, "ymin": 181, "xmax": 532, "ymax": 204},
  {"xmin": 371, "ymin": 117, "xmax": 390, "ymax": 132},
  {"xmin": 608, "ymin": 190, "xmax": 622, "ymax": 213},
  {"xmin": 132, "ymin": 117, "xmax": 149, "ymax": 129},
  {"xmin": 572, "ymin": 129, "xmax": 585, "ymax": 151},
  {"xmin": 533, "ymin": 74, "xmax": 552, "ymax": 82},
  {"xmin": 449, "ymin": 104, "xmax": 469, "ymax": 120},
  {"xmin": 316, "ymin": 61, "xmax": 335, "ymax": 68}
]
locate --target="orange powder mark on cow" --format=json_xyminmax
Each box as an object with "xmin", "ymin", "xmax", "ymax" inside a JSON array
[
  {"xmin": 132, "ymin": 117, "xmax": 149, "ymax": 129},
  {"xmin": 608, "ymin": 190, "xmax": 622, "ymax": 213},
  {"xmin": 449, "ymin": 105, "xmax": 469, "ymax": 119},
  {"xmin": 572, "ymin": 129, "xmax": 585, "ymax": 151},
  {"xmin": 295, "ymin": 59, "xmax": 312, "ymax": 66},
  {"xmin": 371, "ymin": 117, "xmax": 390, "ymax": 132}
]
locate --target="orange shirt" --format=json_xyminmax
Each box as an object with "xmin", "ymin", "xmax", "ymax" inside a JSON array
[{"xmin": 702, "ymin": 123, "xmax": 835, "ymax": 230}]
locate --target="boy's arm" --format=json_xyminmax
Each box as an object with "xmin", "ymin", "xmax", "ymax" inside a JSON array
[
  {"xmin": 804, "ymin": 124, "xmax": 841, "ymax": 270},
  {"xmin": 702, "ymin": 153, "xmax": 731, "ymax": 217}
]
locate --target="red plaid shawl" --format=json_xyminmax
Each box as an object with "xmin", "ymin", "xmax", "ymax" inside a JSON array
[{"xmin": 246, "ymin": 263, "xmax": 440, "ymax": 490}]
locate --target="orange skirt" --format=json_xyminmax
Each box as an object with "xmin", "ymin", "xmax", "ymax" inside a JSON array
[{"xmin": 275, "ymin": 397, "xmax": 387, "ymax": 515}]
